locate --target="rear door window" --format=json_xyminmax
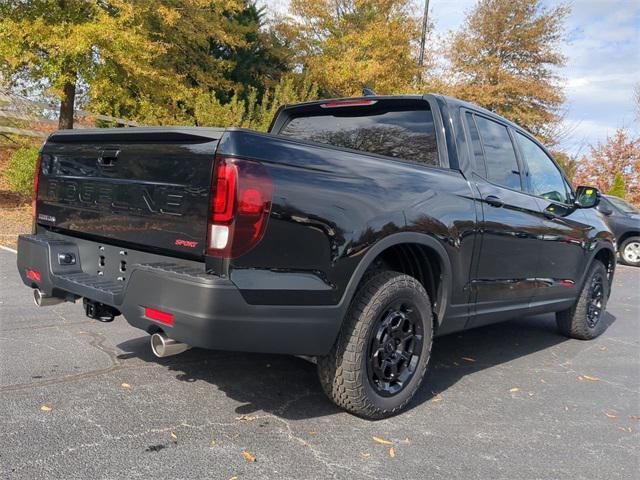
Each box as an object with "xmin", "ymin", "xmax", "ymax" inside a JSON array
[
  {"xmin": 279, "ymin": 103, "xmax": 439, "ymax": 166},
  {"xmin": 474, "ymin": 115, "xmax": 522, "ymax": 190}
]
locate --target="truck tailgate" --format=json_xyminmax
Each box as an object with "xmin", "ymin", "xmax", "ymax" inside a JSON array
[{"xmin": 36, "ymin": 128, "xmax": 223, "ymax": 257}]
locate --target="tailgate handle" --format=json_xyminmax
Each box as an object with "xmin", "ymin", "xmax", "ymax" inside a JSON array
[{"xmin": 97, "ymin": 149, "xmax": 120, "ymax": 167}]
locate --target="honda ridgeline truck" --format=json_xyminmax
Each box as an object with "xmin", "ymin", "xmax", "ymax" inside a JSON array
[{"xmin": 17, "ymin": 94, "xmax": 616, "ymax": 418}]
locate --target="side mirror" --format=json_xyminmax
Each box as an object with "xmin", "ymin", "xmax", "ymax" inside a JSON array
[
  {"xmin": 597, "ymin": 204, "xmax": 613, "ymax": 216},
  {"xmin": 575, "ymin": 186, "xmax": 601, "ymax": 209}
]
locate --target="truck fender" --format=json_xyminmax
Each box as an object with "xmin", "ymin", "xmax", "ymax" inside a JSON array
[{"xmin": 337, "ymin": 232, "xmax": 452, "ymax": 326}]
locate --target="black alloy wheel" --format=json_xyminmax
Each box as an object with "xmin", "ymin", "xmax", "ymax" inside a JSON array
[
  {"xmin": 367, "ymin": 302, "xmax": 423, "ymax": 397},
  {"xmin": 586, "ymin": 272, "xmax": 604, "ymax": 328}
]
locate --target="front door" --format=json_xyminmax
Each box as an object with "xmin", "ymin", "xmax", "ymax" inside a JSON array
[{"xmin": 513, "ymin": 130, "xmax": 590, "ymax": 304}]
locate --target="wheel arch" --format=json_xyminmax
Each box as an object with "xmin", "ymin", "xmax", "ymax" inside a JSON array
[
  {"xmin": 339, "ymin": 232, "xmax": 452, "ymax": 327},
  {"xmin": 618, "ymin": 231, "xmax": 640, "ymax": 247},
  {"xmin": 586, "ymin": 244, "xmax": 616, "ymax": 290}
]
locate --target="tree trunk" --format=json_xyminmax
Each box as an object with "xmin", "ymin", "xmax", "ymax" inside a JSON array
[{"xmin": 58, "ymin": 76, "xmax": 76, "ymax": 130}]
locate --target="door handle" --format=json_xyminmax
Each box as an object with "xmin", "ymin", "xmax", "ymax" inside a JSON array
[
  {"xmin": 97, "ymin": 149, "xmax": 120, "ymax": 167},
  {"xmin": 485, "ymin": 195, "xmax": 504, "ymax": 208}
]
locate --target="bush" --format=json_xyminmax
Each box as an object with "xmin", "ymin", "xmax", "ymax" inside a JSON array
[
  {"xmin": 4, "ymin": 147, "xmax": 39, "ymax": 198},
  {"xmin": 607, "ymin": 172, "xmax": 626, "ymax": 199}
]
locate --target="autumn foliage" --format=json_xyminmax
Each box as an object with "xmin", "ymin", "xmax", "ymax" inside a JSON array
[
  {"xmin": 285, "ymin": 0, "xmax": 422, "ymax": 96},
  {"xmin": 573, "ymin": 129, "xmax": 640, "ymax": 205},
  {"xmin": 446, "ymin": 0, "xmax": 568, "ymax": 145}
]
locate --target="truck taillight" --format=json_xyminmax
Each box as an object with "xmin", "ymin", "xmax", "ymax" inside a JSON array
[
  {"xmin": 207, "ymin": 156, "xmax": 272, "ymax": 258},
  {"xmin": 31, "ymin": 154, "xmax": 42, "ymax": 232}
]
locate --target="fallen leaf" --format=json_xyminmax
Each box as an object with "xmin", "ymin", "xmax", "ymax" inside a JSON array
[
  {"xmin": 389, "ymin": 447, "xmax": 396, "ymax": 458},
  {"xmin": 462, "ymin": 357, "xmax": 476, "ymax": 362},
  {"xmin": 599, "ymin": 346, "xmax": 608, "ymax": 351},
  {"xmin": 372, "ymin": 436, "xmax": 393, "ymax": 445},
  {"xmin": 229, "ymin": 477, "xmax": 238, "ymax": 480},
  {"xmin": 509, "ymin": 387, "xmax": 520, "ymax": 393},
  {"xmin": 360, "ymin": 453, "xmax": 371, "ymax": 458},
  {"xmin": 629, "ymin": 415, "xmax": 640, "ymax": 421},
  {"xmin": 40, "ymin": 405, "xmax": 52, "ymax": 412},
  {"xmin": 170, "ymin": 432, "xmax": 177, "ymax": 440},
  {"xmin": 210, "ymin": 440, "xmax": 216, "ymax": 447},
  {"xmin": 235, "ymin": 415, "xmax": 257, "ymax": 422},
  {"xmin": 242, "ymin": 450, "xmax": 257, "ymax": 462},
  {"xmin": 308, "ymin": 431, "xmax": 317, "ymax": 436},
  {"xmin": 618, "ymin": 426, "xmax": 632, "ymax": 433},
  {"xmin": 540, "ymin": 379, "xmax": 546, "ymax": 384},
  {"xmin": 403, "ymin": 437, "xmax": 411, "ymax": 444},
  {"xmin": 577, "ymin": 375, "xmax": 600, "ymax": 382},
  {"xmin": 121, "ymin": 383, "xmax": 131, "ymax": 388},
  {"xmin": 604, "ymin": 412, "xmax": 618, "ymax": 419},
  {"xmin": 431, "ymin": 394, "xmax": 443, "ymax": 403}
]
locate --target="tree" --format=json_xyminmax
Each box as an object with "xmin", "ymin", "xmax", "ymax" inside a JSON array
[
  {"xmin": 551, "ymin": 149, "xmax": 578, "ymax": 183},
  {"xmin": 0, "ymin": 0, "xmax": 183, "ymax": 128},
  {"xmin": 213, "ymin": 3, "xmax": 293, "ymax": 103},
  {"xmin": 89, "ymin": 1, "xmax": 293, "ymax": 125},
  {"xmin": 281, "ymin": 0, "xmax": 423, "ymax": 97},
  {"xmin": 0, "ymin": 1, "xmax": 292, "ymax": 128},
  {"xmin": 607, "ymin": 172, "xmax": 626, "ymax": 199},
  {"xmin": 574, "ymin": 129, "xmax": 640, "ymax": 206},
  {"xmin": 447, "ymin": 0, "xmax": 569, "ymax": 145},
  {"xmin": 80, "ymin": 0, "xmax": 254, "ymax": 125}
]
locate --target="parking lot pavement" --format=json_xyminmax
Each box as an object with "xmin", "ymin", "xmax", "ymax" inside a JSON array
[{"xmin": 1, "ymin": 247, "xmax": 638, "ymax": 480}]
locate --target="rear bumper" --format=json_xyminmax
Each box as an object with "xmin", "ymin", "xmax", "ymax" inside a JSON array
[{"xmin": 16, "ymin": 233, "xmax": 342, "ymax": 356}]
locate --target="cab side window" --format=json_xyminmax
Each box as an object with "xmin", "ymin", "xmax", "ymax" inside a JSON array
[
  {"xmin": 473, "ymin": 115, "xmax": 522, "ymax": 190},
  {"xmin": 465, "ymin": 112, "xmax": 487, "ymax": 177},
  {"xmin": 515, "ymin": 132, "xmax": 571, "ymax": 204}
]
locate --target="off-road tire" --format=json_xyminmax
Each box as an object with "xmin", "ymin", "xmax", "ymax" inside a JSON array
[
  {"xmin": 556, "ymin": 261, "xmax": 609, "ymax": 340},
  {"xmin": 317, "ymin": 271, "xmax": 433, "ymax": 419}
]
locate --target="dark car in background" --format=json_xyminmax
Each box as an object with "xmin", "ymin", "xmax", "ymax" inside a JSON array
[{"xmin": 598, "ymin": 195, "xmax": 640, "ymax": 267}]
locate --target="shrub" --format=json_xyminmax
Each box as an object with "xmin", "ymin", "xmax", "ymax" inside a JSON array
[
  {"xmin": 4, "ymin": 147, "xmax": 39, "ymax": 198},
  {"xmin": 607, "ymin": 172, "xmax": 626, "ymax": 199}
]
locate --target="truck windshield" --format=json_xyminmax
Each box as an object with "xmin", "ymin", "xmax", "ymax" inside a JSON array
[{"xmin": 279, "ymin": 102, "xmax": 439, "ymax": 167}]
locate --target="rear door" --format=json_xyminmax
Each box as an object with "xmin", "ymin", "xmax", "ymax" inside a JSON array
[
  {"xmin": 37, "ymin": 128, "xmax": 222, "ymax": 257},
  {"xmin": 464, "ymin": 112, "xmax": 544, "ymax": 324}
]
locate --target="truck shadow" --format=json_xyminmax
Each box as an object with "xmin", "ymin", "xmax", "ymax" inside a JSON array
[{"xmin": 116, "ymin": 312, "xmax": 615, "ymax": 421}]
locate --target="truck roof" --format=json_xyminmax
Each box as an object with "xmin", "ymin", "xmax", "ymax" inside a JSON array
[{"xmin": 271, "ymin": 93, "xmax": 521, "ymax": 133}]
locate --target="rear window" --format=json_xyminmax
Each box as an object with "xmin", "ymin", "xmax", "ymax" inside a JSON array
[{"xmin": 278, "ymin": 101, "xmax": 439, "ymax": 166}]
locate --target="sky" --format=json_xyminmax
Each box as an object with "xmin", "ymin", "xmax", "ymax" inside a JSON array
[{"xmin": 258, "ymin": 0, "xmax": 640, "ymax": 156}]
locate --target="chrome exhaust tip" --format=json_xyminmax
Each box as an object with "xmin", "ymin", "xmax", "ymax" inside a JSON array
[
  {"xmin": 150, "ymin": 332, "xmax": 191, "ymax": 358},
  {"xmin": 33, "ymin": 289, "xmax": 65, "ymax": 307}
]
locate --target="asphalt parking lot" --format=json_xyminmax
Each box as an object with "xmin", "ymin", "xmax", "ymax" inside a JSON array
[{"xmin": 1, "ymin": 247, "xmax": 638, "ymax": 480}]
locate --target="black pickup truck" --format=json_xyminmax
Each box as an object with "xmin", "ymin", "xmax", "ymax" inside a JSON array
[{"xmin": 17, "ymin": 94, "xmax": 616, "ymax": 418}]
